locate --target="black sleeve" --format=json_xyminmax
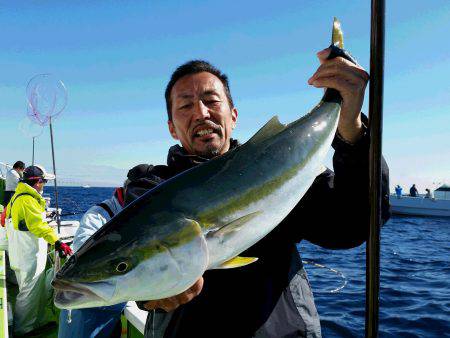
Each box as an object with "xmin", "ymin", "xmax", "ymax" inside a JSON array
[
  {"xmin": 279, "ymin": 116, "xmax": 390, "ymax": 249},
  {"xmin": 124, "ymin": 164, "xmax": 164, "ymax": 206}
]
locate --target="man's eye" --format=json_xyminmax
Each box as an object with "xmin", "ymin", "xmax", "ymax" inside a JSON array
[
  {"xmin": 206, "ymin": 100, "xmax": 220, "ymax": 105},
  {"xmin": 179, "ymin": 103, "xmax": 193, "ymax": 109}
]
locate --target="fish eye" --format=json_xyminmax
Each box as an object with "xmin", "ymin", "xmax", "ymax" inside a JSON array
[{"xmin": 116, "ymin": 262, "xmax": 128, "ymax": 273}]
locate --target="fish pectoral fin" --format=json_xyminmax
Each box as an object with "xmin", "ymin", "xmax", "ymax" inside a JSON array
[
  {"xmin": 207, "ymin": 211, "xmax": 262, "ymax": 238},
  {"xmin": 213, "ymin": 256, "xmax": 258, "ymax": 269},
  {"xmin": 247, "ymin": 116, "xmax": 286, "ymax": 145}
]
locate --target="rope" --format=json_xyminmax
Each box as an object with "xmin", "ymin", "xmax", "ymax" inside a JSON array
[{"xmin": 302, "ymin": 259, "xmax": 348, "ymax": 293}]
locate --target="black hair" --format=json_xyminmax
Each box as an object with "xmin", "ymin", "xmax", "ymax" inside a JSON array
[
  {"xmin": 164, "ymin": 60, "xmax": 234, "ymax": 121},
  {"xmin": 13, "ymin": 161, "xmax": 25, "ymax": 169}
]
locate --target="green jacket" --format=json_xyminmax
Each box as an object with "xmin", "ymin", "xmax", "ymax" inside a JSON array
[{"xmin": 6, "ymin": 182, "xmax": 59, "ymax": 244}]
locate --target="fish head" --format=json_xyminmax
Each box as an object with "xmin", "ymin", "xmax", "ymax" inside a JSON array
[{"xmin": 52, "ymin": 216, "xmax": 209, "ymax": 309}]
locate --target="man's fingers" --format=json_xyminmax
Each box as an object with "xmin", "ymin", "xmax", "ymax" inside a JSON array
[
  {"xmin": 176, "ymin": 291, "xmax": 194, "ymax": 304},
  {"xmin": 142, "ymin": 277, "xmax": 204, "ymax": 311},
  {"xmin": 310, "ymin": 76, "xmax": 364, "ymax": 94},
  {"xmin": 316, "ymin": 48, "xmax": 331, "ymax": 64},
  {"xmin": 308, "ymin": 58, "xmax": 368, "ymax": 85},
  {"xmin": 309, "ymin": 63, "xmax": 367, "ymax": 86},
  {"xmin": 143, "ymin": 297, "xmax": 178, "ymax": 311},
  {"xmin": 143, "ymin": 298, "xmax": 179, "ymax": 312},
  {"xmin": 143, "ymin": 300, "xmax": 158, "ymax": 310},
  {"xmin": 189, "ymin": 277, "xmax": 204, "ymax": 296},
  {"xmin": 158, "ymin": 297, "xmax": 180, "ymax": 312},
  {"xmin": 176, "ymin": 277, "xmax": 204, "ymax": 304}
]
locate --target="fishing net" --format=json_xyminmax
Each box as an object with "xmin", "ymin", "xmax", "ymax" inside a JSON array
[
  {"xmin": 19, "ymin": 116, "xmax": 44, "ymax": 138},
  {"xmin": 27, "ymin": 101, "xmax": 49, "ymax": 127},
  {"xmin": 26, "ymin": 73, "xmax": 67, "ymax": 125}
]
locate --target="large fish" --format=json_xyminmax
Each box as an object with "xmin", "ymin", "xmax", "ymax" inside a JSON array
[{"xmin": 53, "ymin": 18, "xmax": 356, "ymax": 309}]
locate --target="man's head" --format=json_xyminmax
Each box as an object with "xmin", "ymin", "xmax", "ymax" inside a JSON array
[
  {"xmin": 165, "ymin": 60, "xmax": 238, "ymax": 158},
  {"xmin": 13, "ymin": 161, "xmax": 25, "ymax": 175},
  {"xmin": 22, "ymin": 165, "xmax": 55, "ymax": 193}
]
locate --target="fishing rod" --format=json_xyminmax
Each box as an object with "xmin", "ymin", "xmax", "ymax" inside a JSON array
[
  {"xmin": 366, "ymin": 0, "xmax": 385, "ymax": 337},
  {"xmin": 26, "ymin": 74, "xmax": 68, "ymax": 277},
  {"xmin": 32, "ymin": 137, "xmax": 35, "ymax": 165},
  {"xmin": 49, "ymin": 116, "xmax": 62, "ymax": 234}
]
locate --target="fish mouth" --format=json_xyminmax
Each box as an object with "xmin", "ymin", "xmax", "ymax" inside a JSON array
[{"xmin": 52, "ymin": 278, "xmax": 117, "ymax": 309}]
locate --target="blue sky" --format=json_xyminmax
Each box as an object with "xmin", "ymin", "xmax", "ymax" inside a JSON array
[{"xmin": 1, "ymin": 1, "xmax": 449, "ymax": 189}]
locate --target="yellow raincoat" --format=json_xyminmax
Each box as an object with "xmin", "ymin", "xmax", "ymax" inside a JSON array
[
  {"xmin": 6, "ymin": 182, "xmax": 58, "ymax": 244},
  {"xmin": 5, "ymin": 182, "xmax": 57, "ymax": 334}
]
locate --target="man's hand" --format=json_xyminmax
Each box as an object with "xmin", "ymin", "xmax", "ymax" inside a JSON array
[
  {"xmin": 308, "ymin": 48, "xmax": 369, "ymax": 144},
  {"xmin": 46, "ymin": 211, "xmax": 57, "ymax": 219},
  {"xmin": 55, "ymin": 240, "xmax": 73, "ymax": 258},
  {"xmin": 142, "ymin": 277, "xmax": 204, "ymax": 312}
]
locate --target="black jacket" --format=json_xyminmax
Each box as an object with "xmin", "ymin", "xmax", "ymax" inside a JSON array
[{"xmin": 125, "ymin": 121, "xmax": 390, "ymax": 338}]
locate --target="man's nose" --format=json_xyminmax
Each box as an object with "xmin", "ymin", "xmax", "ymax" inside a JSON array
[{"xmin": 193, "ymin": 101, "xmax": 210, "ymax": 120}]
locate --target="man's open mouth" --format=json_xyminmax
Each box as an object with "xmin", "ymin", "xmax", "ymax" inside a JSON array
[
  {"xmin": 193, "ymin": 123, "xmax": 222, "ymax": 138},
  {"xmin": 195, "ymin": 128, "xmax": 215, "ymax": 137}
]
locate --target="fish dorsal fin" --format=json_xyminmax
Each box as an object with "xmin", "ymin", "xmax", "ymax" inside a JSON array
[
  {"xmin": 213, "ymin": 256, "xmax": 258, "ymax": 269},
  {"xmin": 247, "ymin": 116, "xmax": 286, "ymax": 145},
  {"xmin": 207, "ymin": 211, "xmax": 262, "ymax": 238}
]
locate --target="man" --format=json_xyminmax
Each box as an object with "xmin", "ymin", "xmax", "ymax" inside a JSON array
[
  {"xmin": 58, "ymin": 184, "xmax": 128, "ymax": 338},
  {"xmin": 395, "ymin": 184, "xmax": 403, "ymax": 198},
  {"xmin": 126, "ymin": 49, "xmax": 390, "ymax": 337},
  {"xmin": 410, "ymin": 184, "xmax": 419, "ymax": 197},
  {"xmin": 4, "ymin": 161, "xmax": 25, "ymax": 205},
  {"xmin": 5, "ymin": 165, "xmax": 72, "ymax": 336}
]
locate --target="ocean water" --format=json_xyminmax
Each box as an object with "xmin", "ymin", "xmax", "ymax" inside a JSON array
[{"xmin": 47, "ymin": 186, "xmax": 450, "ymax": 337}]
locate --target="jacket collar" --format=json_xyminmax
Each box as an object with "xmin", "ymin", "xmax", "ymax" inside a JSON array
[
  {"xmin": 14, "ymin": 182, "xmax": 46, "ymax": 207},
  {"xmin": 16, "ymin": 182, "xmax": 42, "ymax": 199},
  {"xmin": 166, "ymin": 139, "xmax": 240, "ymax": 174},
  {"xmin": 114, "ymin": 187, "xmax": 125, "ymax": 207}
]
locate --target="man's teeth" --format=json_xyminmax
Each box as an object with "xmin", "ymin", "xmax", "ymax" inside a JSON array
[{"xmin": 197, "ymin": 129, "xmax": 214, "ymax": 136}]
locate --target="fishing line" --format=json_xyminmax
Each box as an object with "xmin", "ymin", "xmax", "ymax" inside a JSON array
[
  {"xmin": 302, "ymin": 259, "xmax": 347, "ymax": 293},
  {"xmin": 152, "ymin": 309, "xmax": 155, "ymax": 338}
]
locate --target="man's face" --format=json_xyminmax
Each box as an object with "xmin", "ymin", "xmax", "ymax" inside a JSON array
[
  {"xmin": 34, "ymin": 180, "xmax": 45, "ymax": 194},
  {"xmin": 168, "ymin": 72, "xmax": 238, "ymax": 158}
]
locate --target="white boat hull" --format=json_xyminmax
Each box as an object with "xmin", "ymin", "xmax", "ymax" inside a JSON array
[{"xmin": 389, "ymin": 195, "xmax": 450, "ymax": 217}]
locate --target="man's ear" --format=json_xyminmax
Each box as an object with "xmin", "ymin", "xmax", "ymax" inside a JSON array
[
  {"xmin": 168, "ymin": 120, "xmax": 179, "ymax": 140},
  {"xmin": 231, "ymin": 107, "xmax": 238, "ymax": 130}
]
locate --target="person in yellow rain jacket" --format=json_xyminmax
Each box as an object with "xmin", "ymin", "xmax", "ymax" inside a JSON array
[{"xmin": 5, "ymin": 165, "xmax": 72, "ymax": 336}]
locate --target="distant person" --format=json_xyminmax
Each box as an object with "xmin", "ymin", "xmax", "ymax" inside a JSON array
[
  {"xmin": 409, "ymin": 184, "xmax": 419, "ymax": 197},
  {"xmin": 395, "ymin": 185, "xmax": 402, "ymax": 198},
  {"xmin": 58, "ymin": 182, "xmax": 129, "ymax": 338},
  {"xmin": 5, "ymin": 165, "xmax": 73, "ymax": 336},
  {"xmin": 4, "ymin": 161, "xmax": 25, "ymax": 205},
  {"xmin": 425, "ymin": 188, "xmax": 433, "ymax": 199}
]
